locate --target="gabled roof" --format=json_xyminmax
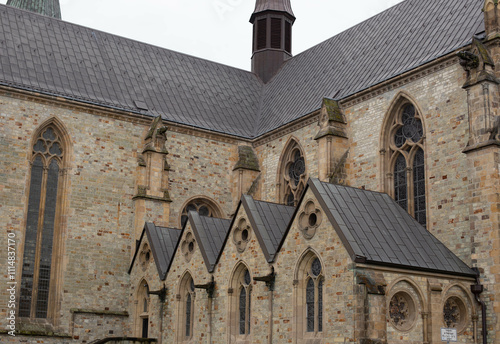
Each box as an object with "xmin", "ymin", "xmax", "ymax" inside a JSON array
[
  {"xmin": 308, "ymin": 179, "xmax": 476, "ymax": 278},
  {"xmin": 188, "ymin": 211, "xmax": 231, "ymax": 273},
  {"xmin": 0, "ymin": 0, "xmax": 484, "ymax": 138},
  {"xmin": 128, "ymin": 223, "xmax": 182, "ymax": 280},
  {"xmin": 241, "ymin": 195, "xmax": 295, "ymax": 262}
]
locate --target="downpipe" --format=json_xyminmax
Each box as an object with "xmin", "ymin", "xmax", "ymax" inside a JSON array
[{"xmin": 471, "ymin": 268, "xmax": 487, "ymax": 344}]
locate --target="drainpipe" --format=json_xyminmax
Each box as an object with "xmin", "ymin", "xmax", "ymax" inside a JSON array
[
  {"xmin": 470, "ymin": 268, "xmax": 487, "ymax": 344},
  {"xmin": 253, "ymin": 267, "xmax": 275, "ymax": 344},
  {"xmin": 148, "ymin": 285, "xmax": 167, "ymax": 344},
  {"xmin": 195, "ymin": 276, "xmax": 216, "ymax": 344}
]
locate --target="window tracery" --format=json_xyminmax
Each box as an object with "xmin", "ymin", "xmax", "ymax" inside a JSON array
[
  {"xmin": 383, "ymin": 101, "xmax": 427, "ymax": 227},
  {"xmin": 443, "ymin": 296, "xmax": 467, "ymax": 332},
  {"xmin": 20, "ymin": 124, "xmax": 67, "ymax": 320},
  {"xmin": 180, "ymin": 197, "xmax": 222, "ymax": 228},
  {"xmin": 278, "ymin": 139, "xmax": 307, "ymax": 206},
  {"xmin": 388, "ymin": 291, "xmax": 416, "ymax": 331}
]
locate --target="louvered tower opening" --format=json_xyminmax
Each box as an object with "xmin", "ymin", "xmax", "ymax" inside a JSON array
[{"xmin": 271, "ymin": 18, "xmax": 282, "ymax": 49}]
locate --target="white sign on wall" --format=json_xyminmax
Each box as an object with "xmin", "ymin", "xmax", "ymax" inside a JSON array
[{"xmin": 441, "ymin": 328, "xmax": 457, "ymax": 342}]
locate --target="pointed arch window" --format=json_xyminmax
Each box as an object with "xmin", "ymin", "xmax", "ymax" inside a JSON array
[
  {"xmin": 20, "ymin": 124, "xmax": 67, "ymax": 319},
  {"xmin": 229, "ymin": 264, "xmax": 252, "ymax": 341},
  {"xmin": 135, "ymin": 280, "xmax": 150, "ymax": 338},
  {"xmin": 278, "ymin": 139, "xmax": 307, "ymax": 206},
  {"xmin": 295, "ymin": 251, "xmax": 324, "ymax": 339},
  {"xmin": 177, "ymin": 273, "xmax": 195, "ymax": 341},
  {"xmin": 383, "ymin": 102, "xmax": 427, "ymax": 227},
  {"xmin": 180, "ymin": 197, "xmax": 223, "ymax": 228},
  {"xmin": 239, "ymin": 269, "xmax": 251, "ymax": 335},
  {"xmin": 305, "ymin": 258, "xmax": 323, "ymax": 333}
]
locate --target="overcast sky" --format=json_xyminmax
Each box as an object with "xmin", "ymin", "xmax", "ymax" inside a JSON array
[{"xmin": 0, "ymin": 0, "xmax": 404, "ymax": 70}]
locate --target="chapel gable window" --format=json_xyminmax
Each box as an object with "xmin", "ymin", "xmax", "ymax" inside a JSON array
[
  {"xmin": 278, "ymin": 139, "xmax": 307, "ymax": 206},
  {"xmin": 295, "ymin": 251, "xmax": 324, "ymax": 339},
  {"xmin": 229, "ymin": 263, "xmax": 252, "ymax": 340},
  {"xmin": 20, "ymin": 122, "xmax": 68, "ymax": 320},
  {"xmin": 382, "ymin": 100, "xmax": 427, "ymax": 227},
  {"xmin": 177, "ymin": 273, "xmax": 195, "ymax": 341}
]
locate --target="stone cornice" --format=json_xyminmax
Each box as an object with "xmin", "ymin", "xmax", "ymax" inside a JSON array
[{"xmin": 355, "ymin": 263, "xmax": 476, "ymax": 281}]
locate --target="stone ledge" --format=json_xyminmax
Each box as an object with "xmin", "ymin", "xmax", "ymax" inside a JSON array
[
  {"xmin": 70, "ymin": 308, "xmax": 129, "ymax": 317},
  {"xmin": 0, "ymin": 329, "xmax": 72, "ymax": 338}
]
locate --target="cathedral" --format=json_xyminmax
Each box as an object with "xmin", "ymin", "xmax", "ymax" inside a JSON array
[{"xmin": 0, "ymin": 0, "xmax": 499, "ymax": 343}]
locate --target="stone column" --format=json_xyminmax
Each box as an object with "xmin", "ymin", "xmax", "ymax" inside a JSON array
[
  {"xmin": 459, "ymin": 26, "xmax": 500, "ymax": 343},
  {"xmin": 133, "ymin": 117, "xmax": 172, "ymax": 241},
  {"xmin": 232, "ymin": 145, "xmax": 260, "ymax": 209}
]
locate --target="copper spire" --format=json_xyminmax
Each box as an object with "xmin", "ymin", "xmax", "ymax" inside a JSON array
[
  {"xmin": 6, "ymin": 0, "xmax": 61, "ymax": 19},
  {"xmin": 250, "ymin": 0, "xmax": 295, "ymax": 23}
]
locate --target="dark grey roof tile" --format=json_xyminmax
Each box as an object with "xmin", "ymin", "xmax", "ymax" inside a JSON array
[{"xmin": 309, "ymin": 179, "xmax": 476, "ymax": 277}]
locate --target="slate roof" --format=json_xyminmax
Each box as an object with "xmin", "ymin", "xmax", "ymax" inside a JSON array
[
  {"xmin": 241, "ymin": 195, "xmax": 295, "ymax": 262},
  {"xmin": 308, "ymin": 179, "xmax": 476, "ymax": 278},
  {"xmin": 0, "ymin": 0, "xmax": 485, "ymax": 138},
  {"xmin": 128, "ymin": 223, "xmax": 182, "ymax": 280},
  {"xmin": 188, "ymin": 211, "xmax": 231, "ymax": 273}
]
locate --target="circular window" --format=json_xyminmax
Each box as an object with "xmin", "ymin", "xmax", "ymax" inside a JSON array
[
  {"xmin": 233, "ymin": 218, "xmax": 251, "ymax": 252},
  {"xmin": 308, "ymin": 213, "xmax": 317, "ymax": 227},
  {"xmin": 242, "ymin": 229, "xmax": 249, "ymax": 241},
  {"xmin": 443, "ymin": 296, "xmax": 468, "ymax": 332},
  {"xmin": 389, "ymin": 292, "xmax": 417, "ymax": 332},
  {"xmin": 298, "ymin": 200, "xmax": 322, "ymax": 239},
  {"xmin": 139, "ymin": 244, "xmax": 151, "ymax": 271},
  {"xmin": 181, "ymin": 232, "xmax": 196, "ymax": 262}
]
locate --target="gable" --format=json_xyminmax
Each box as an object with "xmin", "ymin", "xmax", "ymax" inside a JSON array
[
  {"xmin": 128, "ymin": 223, "xmax": 182, "ymax": 280},
  {"xmin": 308, "ymin": 179, "xmax": 476, "ymax": 278}
]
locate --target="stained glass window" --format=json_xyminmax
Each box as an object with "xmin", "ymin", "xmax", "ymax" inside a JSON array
[
  {"xmin": 185, "ymin": 293, "xmax": 192, "ymax": 337},
  {"xmin": 388, "ymin": 102, "xmax": 426, "ymax": 226},
  {"xmin": 181, "ymin": 198, "xmax": 220, "ymax": 228},
  {"xmin": 20, "ymin": 125, "xmax": 64, "ymax": 319},
  {"xmin": 280, "ymin": 140, "xmax": 307, "ymax": 206},
  {"xmin": 306, "ymin": 278, "xmax": 315, "ymax": 332},
  {"xmin": 239, "ymin": 287, "xmax": 247, "ymax": 334},
  {"xmin": 238, "ymin": 268, "xmax": 251, "ymax": 335},
  {"xmin": 318, "ymin": 278, "xmax": 323, "ymax": 332},
  {"xmin": 394, "ymin": 154, "xmax": 408, "ymax": 211},
  {"xmin": 413, "ymin": 149, "xmax": 426, "ymax": 227}
]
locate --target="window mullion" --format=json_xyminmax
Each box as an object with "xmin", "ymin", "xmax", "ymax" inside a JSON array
[
  {"xmin": 31, "ymin": 165, "xmax": 49, "ymax": 318},
  {"xmin": 406, "ymin": 165, "xmax": 414, "ymax": 216}
]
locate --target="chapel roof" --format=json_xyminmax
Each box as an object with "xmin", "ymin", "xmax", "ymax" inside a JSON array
[
  {"xmin": 0, "ymin": 0, "xmax": 484, "ymax": 138},
  {"xmin": 307, "ymin": 179, "xmax": 477, "ymax": 278},
  {"xmin": 188, "ymin": 211, "xmax": 231, "ymax": 273},
  {"xmin": 128, "ymin": 223, "xmax": 182, "ymax": 280}
]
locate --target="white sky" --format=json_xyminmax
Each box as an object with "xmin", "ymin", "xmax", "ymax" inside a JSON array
[{"xmin": 0, "ymin": 0, "xmax": 404, "ymax": 70}]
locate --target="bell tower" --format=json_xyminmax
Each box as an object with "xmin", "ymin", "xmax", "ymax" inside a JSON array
[
  {"xmin": 250, "ymin": 0, "xmax": 295, "ymax": 83},
  {"xmin": 6, "ymin": 0, "xmax": 61, "ymax": 19}
]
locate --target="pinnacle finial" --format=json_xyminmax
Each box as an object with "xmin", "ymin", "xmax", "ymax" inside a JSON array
[
  {"xmin": 6, "ymin": 0, "xmax": 61, "ymax": 19},
  {"xmin": 250, "ymin": 0, "xmax": 294, "ymax": 23}
]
